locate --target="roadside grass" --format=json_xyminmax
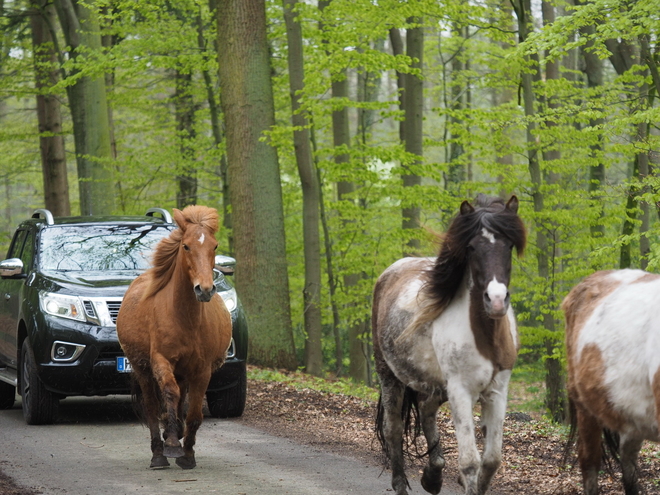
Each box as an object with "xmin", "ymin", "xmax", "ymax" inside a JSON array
[
  {"xmin": 247, "ymin": 366, "xmax": 380, "ymax": 402},
  {"xmin": 247, "ymin": 361, "xmax": 549, "ymax": 420}
]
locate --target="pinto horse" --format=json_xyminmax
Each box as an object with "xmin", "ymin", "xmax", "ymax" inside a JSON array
[
  {"xmin": 563, "ymin": 269, "xmax": 660, "ymax": 495},
  {"xmin": 372, "ymin": 195, "xmax": 526, "ymax": 495},
  {"xmin": 116, "ymin": 205, "xmax": 232, "ymax": 470}
]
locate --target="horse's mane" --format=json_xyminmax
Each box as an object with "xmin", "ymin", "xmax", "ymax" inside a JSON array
[
  {"xmin": 397, "ymin": 195, "xmax": 526, "ymax": 342},
  {"xmin": 142, "ymin": 206, "xmax": 219, "ymax": 300}
]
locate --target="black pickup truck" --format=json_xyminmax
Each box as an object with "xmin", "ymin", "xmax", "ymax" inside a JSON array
[{"xmin": 0, "ymin": 208, "xmax": 248, "ymax": 424}]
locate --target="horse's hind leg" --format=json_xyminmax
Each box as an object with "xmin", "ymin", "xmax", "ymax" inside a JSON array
[
  {"xmin": 619, "ymin": 432, "xmax": 642, "ymax": 495},
  {"xmin": 377, "ymin": 374, "xmax": 409, "ymax": 495},
  {"xmin": 418, "ymin": 392, "xmax": 445, "ymax": 495},
  {"xmin": 175, "ymin": 373, "xmax": 210, "ymax": 470},
  {"xmin": 575, "ymin": 405, "xmax": 602, "ymax": 495}
]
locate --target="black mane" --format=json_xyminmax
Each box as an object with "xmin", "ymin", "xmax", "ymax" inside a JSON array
[{"xmin": 424, "ymin": 195, "xmax": 526, "ymax": 312}]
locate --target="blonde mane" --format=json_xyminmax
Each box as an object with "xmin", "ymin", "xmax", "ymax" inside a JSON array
[{"xmin": 142, "ymin": 206, "xmax": 219, "ymax": 300}]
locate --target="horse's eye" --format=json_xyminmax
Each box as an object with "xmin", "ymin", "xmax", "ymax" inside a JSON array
[
  {"xmin": 183, "ymin": 244, "xmax": 190, "ymax": 251},
  {"xmin": 214, "ymin": 245, "xmax": 218, "ymax": 251}
]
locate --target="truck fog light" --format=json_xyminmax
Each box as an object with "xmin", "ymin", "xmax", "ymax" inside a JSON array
[{"xmin": 51, "ymin": 341, "xmax": 86, "ymax": 362}]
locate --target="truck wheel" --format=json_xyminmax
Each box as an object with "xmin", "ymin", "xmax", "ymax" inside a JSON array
[
  {"xmin": 206, "ymin": 364, "xmax": 246, "ymax": 418},
  {"xmin": 21, "ymin": 338, "xmax": 58, "ymax": 425},
  {"xmin": 0, "ymin": 380, "xmax": 15, "ymax": 409}
]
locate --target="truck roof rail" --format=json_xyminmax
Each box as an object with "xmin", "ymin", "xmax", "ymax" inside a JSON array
[
  {"xmin": 145, "ymin": 208, "xmax": 173, "ymax": 224},
  {"xmin": 32, "ymin": 209, "xmax": 54, "ymax": 225}
]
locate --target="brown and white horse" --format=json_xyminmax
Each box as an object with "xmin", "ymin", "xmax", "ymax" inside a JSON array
[
  {"xmin": 117, "ymin": 205, "xmax": 232, "ymax": 470},
  {"xmin": 372, "ymin": 195, "xmax": 526, "ymax": 495},
  {"xmin": 563, "ymin": 269, "xmax": 660, "ymax": 495}
]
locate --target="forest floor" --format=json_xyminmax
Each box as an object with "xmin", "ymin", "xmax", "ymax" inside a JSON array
[{"xmin": 1, "ymin": 366, "xmax": 659, "ymax": 494}]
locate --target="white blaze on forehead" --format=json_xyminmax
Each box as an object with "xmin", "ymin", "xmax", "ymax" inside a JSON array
[
  {"xmin": 487, "ymin": 276, "xmax": 508, "ymax": 302},
  {"xmin": 198, "ymin": 233, "xmax": 205, "ymax": 245},
  {"xmin": 482, "ymin": 228, "xmax": 496, "ymax": 244}
]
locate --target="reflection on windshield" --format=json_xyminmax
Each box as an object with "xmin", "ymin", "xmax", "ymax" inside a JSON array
[{"xmin": 39, "ymin": 225, "xmax": 173, "ymax": 272}]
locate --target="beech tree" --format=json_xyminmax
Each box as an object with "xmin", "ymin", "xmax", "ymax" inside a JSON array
[{"xmin": 217, "ymin": 0, "xmax": 297, "ymax": 370}]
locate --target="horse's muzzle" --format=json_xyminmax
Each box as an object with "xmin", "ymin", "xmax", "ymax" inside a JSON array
[
  {"xmin": 483, "ymin": 291, "xmax": 510, "ymax": 318},
  {"xmin": 194, "ymin": 284, "xmax": 217, "ymax": 302}
]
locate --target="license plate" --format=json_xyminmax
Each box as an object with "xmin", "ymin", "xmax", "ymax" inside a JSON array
[{"xmin": 116, "ymin": 356, "xmax": 132, "ymax": 373}]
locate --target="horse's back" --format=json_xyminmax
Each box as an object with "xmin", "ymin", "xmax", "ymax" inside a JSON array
[
  {"xmin": 372, "ymin": 257, "xmax": 434, "ymax": 342},
  {"xmin": 564, "ymin": 269, "xmax": 660, "ymax": 439}
]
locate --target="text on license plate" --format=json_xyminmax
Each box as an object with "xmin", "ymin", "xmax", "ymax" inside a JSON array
[{"xmin": 116, "ymin": 356, "xmax": 132, "ymax": 373}]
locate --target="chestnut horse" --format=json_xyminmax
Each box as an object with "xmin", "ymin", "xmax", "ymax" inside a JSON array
[
  {"xmin": 563, "ymin": 269, "xmax": 660, "ymax": 494},
  {"xmin": 117, "ymin": 205, "xmax": 232, "ymax": 470},
  {"xmin": 372, "ymin": 195, "xmax": 526, "ymax": 495}
]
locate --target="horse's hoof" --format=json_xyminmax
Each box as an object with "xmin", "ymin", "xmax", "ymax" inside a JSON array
[
  {"xmin": 163, "ymin": 445, "xmax": 185, "ymax": 458},
  {"xmin": 176, "ymin": 456, "xmax": 197, "ymax": 470},
  {"xmin": 150, "ymin": 455, "xmax": 170, "ymax": 469},
  {"xmin": 421, "ymin": 465, "xmax": 443, "ymax": 494}
]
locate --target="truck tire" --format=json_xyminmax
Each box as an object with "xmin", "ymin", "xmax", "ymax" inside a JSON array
[
  {"xmin": 206, "ymin": 364, "xmax": 246, "ymax": 418},
  {"xmin": 21, "ymin": 338, "xmax": 59, "ymax": 425}
]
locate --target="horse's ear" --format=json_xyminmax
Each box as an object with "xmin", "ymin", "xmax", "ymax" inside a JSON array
[
  {"xmin": 460, "ymin": 200, "xmax": 475, "ymax": 215},
  {"xmin": 506, "ymin": 195, "xmax": 519, "ymax": 214},
  {"xmin": 172, "ymin": 208, "xmax": 187, "ymax": 231}
]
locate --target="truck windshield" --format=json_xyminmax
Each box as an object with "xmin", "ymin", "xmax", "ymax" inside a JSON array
[{"xmin": 39, "ymin": 224, "xmax": 174, "ymax": 272}]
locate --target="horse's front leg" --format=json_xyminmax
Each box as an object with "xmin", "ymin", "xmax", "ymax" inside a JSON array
[
  {"xmin": 418, "ymin": 391, "xmax": 446, "ymax": 495},
  {"xmin": 477, "ymin": 370, "xmax": 510, "ymax": 494},
  {"xmin": 447, "ymin": 381, "xmax": 480, "ymax": 495},
  {"xmin": 135, "ymin": 371, "xmax": 170, "ymax": 469},
  {"xmin": 151, "ymin": 355, "xmax": 184, "ymax": 459},
  {"xmin": 175, "ymin": 371, "xmax": 211, "ymax": 470}
]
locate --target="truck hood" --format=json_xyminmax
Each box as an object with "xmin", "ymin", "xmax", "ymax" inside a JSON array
[{"xmin": 38, "ymin": 270, "xmax": 142, "ymax": 297}]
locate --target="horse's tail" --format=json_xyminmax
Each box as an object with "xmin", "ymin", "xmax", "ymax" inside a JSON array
[
  {"xmin": 563, "ymin": 396, "xmax": 620, "ymax": 476},
  {"xmin": 375, "ymin": 386, "xmax": 424, "ymax": 461}
]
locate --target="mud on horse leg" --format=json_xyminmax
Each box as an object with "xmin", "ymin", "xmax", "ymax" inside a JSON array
[{"xmin": 418, "ymin": 393, "xmax": 445, "ymax": 495}]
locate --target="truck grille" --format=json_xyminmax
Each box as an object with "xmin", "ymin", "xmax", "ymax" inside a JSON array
[{"xmin": 107, "ymin": 301, "xmax": 122, "ymax": 324}]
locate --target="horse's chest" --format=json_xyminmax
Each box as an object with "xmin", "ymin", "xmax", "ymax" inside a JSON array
[{"xmin": 432, "ymin": 300, "xmax": 495, "ymax": 391}]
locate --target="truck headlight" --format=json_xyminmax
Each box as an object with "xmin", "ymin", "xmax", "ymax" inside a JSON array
[
  {"xmin": 219, "ymin": 288, "xmax": 237, "ymax": 312},
  {"xmin": 39, "ymin": 291, "xmax": 85, "ymax": 322}
]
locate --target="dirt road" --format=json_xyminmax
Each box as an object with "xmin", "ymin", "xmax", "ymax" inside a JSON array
[{"xmin": 0, "ymin": 395, "xmax": 457, "ymax": 495}]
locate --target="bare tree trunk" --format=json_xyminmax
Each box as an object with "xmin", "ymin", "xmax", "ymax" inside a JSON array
[
  {"xmin": 30, "ymin": 0, "xmax": 70, "ymax": 216},
  {"xmin": 54, "ymin": 0, "xmax": 115, "ymax": 215},
  {"xmin": 402, "ymin": 17, "xmax": 423, "ymax": 255},
  {"xmin": 217, "ymin": 0, "xmax": 297, "ymax": 370},
  {"xmin": 197, "ymin": 6, "xmax": 232, "ymax": 253},
  {"xmin": 174, "ymin": 69, "xmax": 198, "ymax": 208},
  {"xmin": 282, "ymin": 0, "xmax": 323, "ymax": 376},
  {"xmin": 447, "ymin": 22, "xmax": 465, "ymax": 189}
]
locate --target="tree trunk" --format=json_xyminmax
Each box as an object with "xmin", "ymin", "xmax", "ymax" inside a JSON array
[
  {"xmin": 513, "ymin": 0, "xmax": 565, "ymax": 422},
  {"xmin": 54, "ymin": 0, "xmax": 115, "ymax": 215},
  {"xmin": 402, "ymin": 17, "xmax": 423, "ymax": 255},
  {"xmin": 197, "ymin": 7, "xmax": 232, "ymax": 253},
  {"xmin": 447, "ymin": 22, "xmax": 465, "ymax": 189},
  {"xmin": 579, "ymin": 18, "xmax": 605, "ymax": 239},
  {"xmin": 217, "ymin": 0, "xmax": 297, "ymax": 370},
  {"xmin": 540, "ymin": 0, "xmax": 564, "ymax": 422},
  {"xmin": 319, "ymin": 0, "xmax": 367, "ymax": 382},
  {"xmin": 174, "ymin": 69, "xmax": 198, "ymax": 208},
  {"xmin": 30, "ymin": 0, "xmax": 70, "ymax": 216},
  {"xmin": 282, "ymin": 0, "xmax": 323, "ymax": 377}
]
